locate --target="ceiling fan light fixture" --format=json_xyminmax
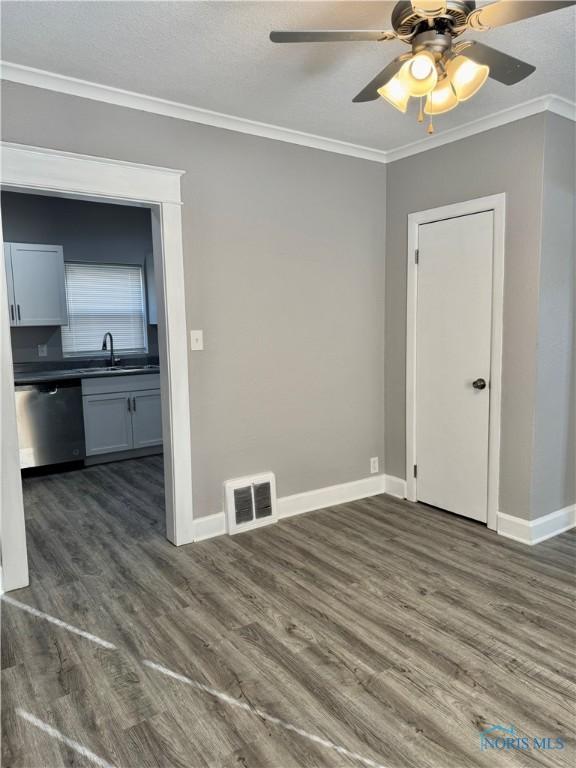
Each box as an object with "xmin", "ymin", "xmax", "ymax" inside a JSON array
[
  {"xmin": 399, "ymin": 52, "xmax": 438, "ymax": 97},
  {"xmin": 424, "ymin": 77, "xmax": 459, "ymax": 114},
  {"xmin": 269, "ymin": 0, "xmax": 571, "ymax": 133},
  {"xmin": 446, "ymin": 55, "xmax": 489, "ymax": 101},
  {"xmin": 377, "ymin": 75, "xmax": 411, "ymax": 113}
]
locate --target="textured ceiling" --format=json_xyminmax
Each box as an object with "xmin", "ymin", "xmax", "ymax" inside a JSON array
[{"xmin": 1, "ymin": 1, "xmax": 575, "ymax": 151}]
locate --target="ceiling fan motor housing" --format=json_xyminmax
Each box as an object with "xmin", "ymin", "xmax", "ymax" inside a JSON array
[
  {"xmin": 391, "ymin": 0, "xmax": 476, "ymax": 38},
  {"xmin": 412, "ymin": 30, "xmax": 453, "ymax": 59}
]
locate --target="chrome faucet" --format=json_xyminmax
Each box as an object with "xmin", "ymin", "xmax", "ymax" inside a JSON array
[{"xmin": 101, "ymin": 332, "xmax": 117, "ymax": 366}]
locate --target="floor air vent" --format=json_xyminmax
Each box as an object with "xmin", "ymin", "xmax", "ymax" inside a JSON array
[{"xmin": 225, "ymin": 472, "xmax": 277, "ymax": 534}]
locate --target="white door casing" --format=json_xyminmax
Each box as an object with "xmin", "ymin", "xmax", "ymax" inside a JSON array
[
  {"xmin": 406, "ymin": 194, "xmax": 505, "ymax": 531},
  {"xmin": 0, "ymin": 231, "xmax": 29, "ymax": 592},
  {"xmin": 1, "ymin": 142, "xmax": 194, "ymax": 592}
]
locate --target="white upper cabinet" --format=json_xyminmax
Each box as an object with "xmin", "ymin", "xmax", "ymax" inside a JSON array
[{"xmin": 4, "ymin": 243, "xmax": 68, "ymax": 326}]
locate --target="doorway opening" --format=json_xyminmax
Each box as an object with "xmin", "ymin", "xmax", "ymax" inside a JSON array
[
  {"xmin": 3, "ymin": 191, "xmax": 169, "ymax": 582},
  {"xmin": 1, "ymin": 143, "xmax": 193, "ymax": 593},
  {"xmin": 405, "ymin": 194, "xmax": 505, "ymax": 531}
]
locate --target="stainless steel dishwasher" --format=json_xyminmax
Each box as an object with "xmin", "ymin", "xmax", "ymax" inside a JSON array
[{"xmin": 15, "ymin": 381, "xmax": 85, "ymax": 468}]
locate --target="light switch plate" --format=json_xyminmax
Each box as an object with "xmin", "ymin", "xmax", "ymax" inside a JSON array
[
  {"xmin": 38, "ymin": 344, "xmax": 48, "ymax": 358},
  {"xmin": 190, "ymin": 330, "xmax": 204, "ymax": 351}
]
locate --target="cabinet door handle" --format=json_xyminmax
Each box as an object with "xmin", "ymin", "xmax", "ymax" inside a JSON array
[
  {"xmin": 17, "ymin": 304, "xmax": 21, "ymax": 321},
  {"xmin": 127, "ymin": 397, "xmax": 131, "ymax": 412},
  {"xmin": 132, "ymin": 397, "xmax": 136, "ymax": 412},
  {"xmin": 10, "ymin": 305, "xmax": 15, "ymax": 322}
]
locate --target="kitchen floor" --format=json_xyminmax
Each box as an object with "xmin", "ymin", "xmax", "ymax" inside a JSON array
[{"xmin": 1, "ymin": 468, "xmax": 574, "ymax": 768}]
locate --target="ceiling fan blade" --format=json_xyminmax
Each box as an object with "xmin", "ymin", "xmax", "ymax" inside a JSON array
[
  {"xmin": 269, "ymin": 30, "xmax": 396, "ymax": 43},
  {"xmin": 353, "ymin": 57, "xmax": 405, "ymax": 102},
  {"xmin": 466, "ymin": 1, "xmax": 576, "ymax": 31},
  {"xmin": 458, "ymin": 41, "xmax": 535, "ymax": 85}
]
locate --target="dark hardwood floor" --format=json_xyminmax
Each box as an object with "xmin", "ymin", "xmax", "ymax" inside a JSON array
[{"xmin": 2, "ymin": 456, "xmax": 575, "ymax": 768}]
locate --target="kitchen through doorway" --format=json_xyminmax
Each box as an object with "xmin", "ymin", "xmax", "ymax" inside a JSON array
[{"xmin": 2, "ymin": 190, "xmax": 169, "ymax": 584}]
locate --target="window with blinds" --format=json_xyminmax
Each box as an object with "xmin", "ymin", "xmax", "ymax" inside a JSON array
[{"xmin": 61, "ymin": 263, "xmax": 148, "ymax": 357}]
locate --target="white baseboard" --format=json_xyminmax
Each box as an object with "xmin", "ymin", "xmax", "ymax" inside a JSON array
[
  {"xmin": 190, "ymin": 473, "xmax": 407, "ymax": 541},
  {"xmin": 497, "ymin": 504, "xmax": 576, "ymax": 545},
  {"xmin": 384, "ymin": 474, "xmax": 407, "ymax": 499},
  {"xmin": 278, "ymin": 474, "xmax": 385, "ymax": 519},
  {"xmin": 193, "ymin": 487, "xmax": 574, "ymax": 546},
  {"xmin": 192, "ymin": 511, "xmax": 227, "ymax": 542}
]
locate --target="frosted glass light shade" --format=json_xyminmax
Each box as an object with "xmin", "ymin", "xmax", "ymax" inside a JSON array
[
  {"xmin": 424, "ymin": 78, "xmax": 459, "ymax": 114},
  {"xmin": 399, "ymin": 52, "xmax": 438, "ymax": 97},
  {"xmin": 446, "ymin": 55, "xmax": 489, "ymax": 101},
  {"xmin": 377, "ymin": 75, "xmax": 411, "ymax": 113}
]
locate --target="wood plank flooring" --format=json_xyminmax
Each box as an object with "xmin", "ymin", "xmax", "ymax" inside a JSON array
[{"xmin": 2, "ymin": 456, "xmax": 575, "ymax": 768}]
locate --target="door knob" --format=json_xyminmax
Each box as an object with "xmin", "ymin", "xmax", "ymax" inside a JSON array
[{"xmin": 472, "ymin": 378, "xmax": 487, "ymax": 390}]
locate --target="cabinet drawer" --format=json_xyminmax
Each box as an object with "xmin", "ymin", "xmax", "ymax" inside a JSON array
[{"xmin": 82, "ymin": 373, "xmax": 160, "ymax": 396}]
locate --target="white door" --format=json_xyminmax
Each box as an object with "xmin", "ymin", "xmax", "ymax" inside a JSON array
[
  {"xmin": 131, "ymin": 389, "xmax": 163, "ymax": 449},
  {"xmin": 9, "ymin": 243, "xmax": 68, "ymax": 326},
  {"xmin": 415, "ymin": 211, "xmax": 493, "ymax": 522}
]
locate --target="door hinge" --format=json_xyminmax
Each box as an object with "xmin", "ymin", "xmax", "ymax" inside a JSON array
[
  {"xmin": 413, "ymin": 464, "xmax": 418, "ymax": 478},
  {"xmin": 415, "ymin": 249, "xmax": 419, "ymax": 265}
]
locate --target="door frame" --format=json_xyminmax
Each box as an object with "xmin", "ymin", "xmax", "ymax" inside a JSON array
[
  {"xmin": 406, "ymin": 194, "xmax": 506, "ymax": 531},
  {"xmin": 1, "ymin": 142, "xmax": 195, "ymax": 592}
]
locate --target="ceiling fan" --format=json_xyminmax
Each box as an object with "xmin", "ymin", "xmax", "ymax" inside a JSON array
[{"xmin": 270, "ymin": 1, "xmax": 575, "ymax": 132}]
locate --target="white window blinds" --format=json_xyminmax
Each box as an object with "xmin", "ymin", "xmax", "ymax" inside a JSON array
[{"xmin": 61, "ymin": 263, "xmax": 148, "ymax": 357}]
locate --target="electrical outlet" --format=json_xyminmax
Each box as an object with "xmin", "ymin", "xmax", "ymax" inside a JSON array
[
  {"xmin": 370, "ymin": 457, "xmax": 379, "ymax": 474},
  {"xmin": 190, "ymin": 330, "xmax": 204, "ymax": 351},
  {"xmin": 37, "ymin": 344, "xmax": 48, "ymax": 358}
]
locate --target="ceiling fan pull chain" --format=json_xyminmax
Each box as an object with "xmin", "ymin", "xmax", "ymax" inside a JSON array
[
  {"xmin": 427, "ymin": 114, "xmax": 435, "ymax": 134},
  {"xmin": 417, "ymin": 97, "xmax": 424, "ymax": 123}
]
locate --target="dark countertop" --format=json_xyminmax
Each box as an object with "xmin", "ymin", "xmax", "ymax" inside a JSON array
[{"xmin": 14, "ymin": 357, "xmax": 160, "ymax": 385}]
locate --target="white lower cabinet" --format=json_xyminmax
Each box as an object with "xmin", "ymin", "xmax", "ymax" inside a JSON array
[
  {"xmin": 82, "ymin": 374, "xmax": 162, "ymax": 457},
  {"xmin": 131, "ymin": 390, "xmax": 163, "ymax": 449},
  {"xmin": 83, "ymin": 392, "xmax": 133, "ymax": 456}
]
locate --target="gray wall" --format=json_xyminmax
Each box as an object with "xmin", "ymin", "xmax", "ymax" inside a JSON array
[
  {"xmin": 4, "ymin": 82, "xmax": 570, "ymax": 525},
  {"xmin": 1, "ymin": 82, "xmax": 387, "ymax": 516},
  {"xmin": 2, "ymin": 192, "xmax": 158, "ymax": 362},
  {"xmin": 531, "ymin": 113, "xmax": 576, "ymax": 518},
  {"xmin": 385, "ymin": 115, "xmax": 547, "ymax": 520}
]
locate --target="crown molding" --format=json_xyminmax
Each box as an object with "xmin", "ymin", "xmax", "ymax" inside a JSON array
[
  {"xmin": 1, "ymin": 61, "xmax": 574, "ymax": 166},
  {"xmin": 385, "ymin": 94, "xmax": 576, "ymax": 162},
  {"xmin": 0, "ymin": 62, "xmax": 388, "ymax": 165}
]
